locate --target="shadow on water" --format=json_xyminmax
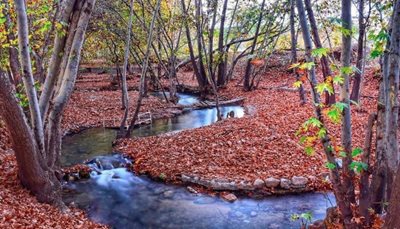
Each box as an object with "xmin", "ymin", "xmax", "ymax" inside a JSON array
[{"xmin": 61, "ymin": 93, "xmax": 335, "ymax": 228}]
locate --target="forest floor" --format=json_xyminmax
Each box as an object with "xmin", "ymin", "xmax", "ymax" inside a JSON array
[
  {"xmin": 0, "ymin": 53, "xmax": 380, "ymax": 226},
  {"xmin": 116, "ymin": 55, "xmax": 380, "ymax": 196}
]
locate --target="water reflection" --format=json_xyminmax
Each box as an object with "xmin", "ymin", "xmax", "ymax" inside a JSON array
[{"xmin": 151, "ymin": 92, "xmax": 199, "ymax": 106}]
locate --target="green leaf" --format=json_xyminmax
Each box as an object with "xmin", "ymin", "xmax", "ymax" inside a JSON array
[
  {"xmin": 317, "ymin": 128, "xmax": 327, "ymax": 138},
  {"xmin": 339, "ymin": 151, "xmax": 347, "ymax": 157},
  {"xmin": 352, "ymin": 148, "xmax": 363, "ymax": 158},
  {"xmin": 326, "ymin": 162, "xmax": 336, "ymax": 170},
  {"xmin": 350, "ymin": 161, "xmax": 368, "ymax": 173},
  {"xmin": 334, "ymin": 102, "xmax": 348, "ymax": 112},
  {"xmin": 333, "ymin": 75, "xmax": 344, "ymax": 85},
  {"xmin": 293, "ymin": 81, "xmax": 303, "ymax": 88},
  {"xmin": 299, "ymin": 62, "xmax": 315, "ymax": 70},
  {"xmin": 299, "ymin": 136, "xmax": 307, "ymax": 144},
  {"xmin": 327, "ymin": 108, "xmax": 341, "ymax": 124},
  {"xmin": 0, "ymin": 17, "xmax": 6, "ymax": 25},
  {"xmin": 311, "ymin": 48, "xmax": 329, "ymax": 58},
  {"xmin": 289, "ymin": 63, "xmax": 301, "ymax": 69},
  {"xmin": 370, "ymin": 49, "xmax": 383, "ymax": 58},
  {"xmin": 304, "ymin": 117, "xmax": 322, "ymax": 128},
  {"xmin": 305, "ymin": 146, "xmax": 315, "ymax": 156},
  {"xmin": 316, "ymin": 82, "xmax": 333, "ymax": 95},
  {"xmin": 341, "ymin": 66, "xmax": 354, "ymax": 75}
]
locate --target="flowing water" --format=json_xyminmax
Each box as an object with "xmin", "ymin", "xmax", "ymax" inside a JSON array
[{"xmin": 62, "ymin": 93, "xmax": 335, "ymax": 228}]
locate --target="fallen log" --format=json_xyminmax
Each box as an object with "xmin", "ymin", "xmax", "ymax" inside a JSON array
[{"xmin": 183, "ymin": 97, "xmax": 245, "ymax": 109}]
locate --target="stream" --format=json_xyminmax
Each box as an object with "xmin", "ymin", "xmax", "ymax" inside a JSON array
[{"xmin": 61, "ymin": 93, "xmax": 335, "ymax": 229}]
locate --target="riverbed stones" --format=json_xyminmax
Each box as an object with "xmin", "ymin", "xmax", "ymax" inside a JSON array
[
  {"xmin": 237, "ymin": 180, "xmax": 255, "ymax": 190},
  {"xmin": 280, "ymin": 178, "xmax": 291, "ymax": 189},
  {"xmin": 253, "ymin": 178, "xmax": 265, "ymax": 188},
  {"xmin": 210, "ymin": 179, "xmax": 237, "ymax": 190},
  {"xmin": 264, "ymin": 177, "xmax": 280, "ymax": 188},
  {"xmin": 221, "ymin": 193, "xmax": 237, "ymax": 202},
  {"xmin": 291, "ymin": 176, "xmax": 308, "ymax": 188},
  {"xmin": 186, "ymin": 186, "xmax": 198, "ymax": 194}
]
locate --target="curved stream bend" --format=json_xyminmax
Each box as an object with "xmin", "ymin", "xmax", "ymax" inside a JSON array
[{"xmin": 62, "ymin": 93, "xmax": 335, "ymax": 229}]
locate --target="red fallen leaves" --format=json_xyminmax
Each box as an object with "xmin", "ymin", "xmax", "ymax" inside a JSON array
[
  {"xmin": 62, "ymin": 74, "xmax": 172, "ymax": 133},
  {"xmin": 117, "ymin": 59, "xmax": 379, "ymax": 194}
]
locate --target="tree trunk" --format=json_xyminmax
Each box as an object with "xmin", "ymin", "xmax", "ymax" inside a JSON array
[
  {"xmin": 384, "ymin": 0, "xmax": 400, "ymax": 198},
  {"xmin": 350, "ymin": 0, "xmax": 365, "ymax": 103},
  {"xmin": 304, "ymin": 0, "xmax": 335, "ymax": 104},
  {"xmin": 369, "ymin": 80, "xmax": 387, "ymax": 213},
  {"xmin": 243, "ymin": 0, "xmax": 265, "ymax": 91},
  {"xmin": 119, "ymin": 0, "xmax": 135, "ymax": 136},
  {"xmin": 1, "ymin": 0, "xmax": 96, "ymax": 208},
  {"xmin": 0, "ymin": 71, "xmax": 63, "ymax": 207},
  {"xmin": 195, "ymin": 0, "xmax": 209, "ymax": 93},
  {"xmin": 216, "ymin": 0, "xmax": 228, "ymax": 86},
  {"xmin": 126, "ymin": 0, "xmax": 161, "ymax": 137},
  {"xmin": 290, "ymin": 0, "xmax": 307, "ymax": 105},
  {"xmin": 2, "ymin": 0, "xmax": 21, "ymax": 85},
  {"xmin": 15, "ymin": 0, "xmax": 46, "ymax": 155},
  {"xmin": 359, "ymin": 112, "xmax": 377, "ymax": 224},
  {"xmin": 339, "ymin": 1, "xmax": 357, "ymax": 227},
  {"xmin": 296, "ymin": 0, "xmax": 355, "ymax": 227},
  {"xmin": 385, "ymin": 165, "xmax": 400, "ymax": 228}
]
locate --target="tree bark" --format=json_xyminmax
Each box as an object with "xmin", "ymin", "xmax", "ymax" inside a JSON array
[
  {"xmin": 296, "ymin": 0, "xmax": 355, "ymax": 227},
  {"xmin": 0, "ymin": 71, "xmax": 63, "ymax": 207},
  {"xmin": 290, "ymin": 0, "xmax": 307, "ymax": 105},
  {"xmin": 243, "ymin": 0, "xmax": 266, "ymax": 91},
  {"xmin": 126, "ymin": 0, "xmax": 161, "ymax": 137},
  {"xmin": 304, "ymin": 0, "xmax": 335, "ymax": 104},
  {"xmin": 350, "ymin": 0, "xmax": 366, "ymax": 103},
  {"xmin": 119, "ymin": 0, "xmax": 135, "ymax": 135},
  {"xmin": 340, "ymin": 1, "xmax": 357, "ymax": 227},
  {"xmin": 15, "ymin": 0, "xmax": 46, "ymax": 156},
  {"xmin": 216, "ymin": 0, "xmax": 229, "ymax": 86},
  {"xmin": 383, "ymin": 0, "xmax": 400, "ymax": 200},
  {"xmin": 2, "ymin": 0, "xmax": 21, "ymax": 84},
  {"xmin": 359, "ymin": 112, "xmax": 377, "ymax": 224},
  {"xmin": 1, "ymin": 0, "xmax": 96, "ymax": 207}
]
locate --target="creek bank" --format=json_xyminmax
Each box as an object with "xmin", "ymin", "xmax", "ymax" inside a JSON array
[{"xmin": 180, "ymin": 174, "xmax": 314, "ymax": 197}]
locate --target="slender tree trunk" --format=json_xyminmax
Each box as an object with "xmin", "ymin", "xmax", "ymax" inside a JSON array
[
  {"xmin": 359, "ymin": 112, "xmax": 376, "ymax": 224},
  {"xmin": 181, "ymin": 0, "xmax": 206, "ymax": 95},
  {"xmin": 369, "ymin": 81, "xmax": 387, "ymax": 213},
  {"xmin": 195, "ymin": 0, "xmax": 209, "ymax": 93},
  {"xmin": 216, "ymin": 0, "xmax": 228, "ymax": 86},
  {"xmin": 2, "ymin": 0, "xmax": 21, "ymax": 85},
  {"xmin": 243, "ymin": 0, "xmax": 265, "ymax": 91},
  {"xmin": 119, "ymin": 0, "xmax": 135, "ymax": 136},
  {"xmin": 296, "ymin": 0, "xmax": 355, "ymax": 227},
  {"xmin": 126, "ymin": 0, "xmax": 161, "ymax": 137},
  {"xmin": 350, "ymin": 0, "xmax": 365, "ymax": 103},
  {"xmin": 304, "ymin": 0, "xmax": 335, "ymax": 104},
  {"xmin": 207, "ymin": 0, "xmax": 218, "ymax": 83},
  {"xmin": 290, "ymin": 0, "xmax": 307, "ymax": 105},
  {"xmin": 339, "ymin": 2, "xmax": 357, "ymax": 228},
  {"xmin": 39, "ymin": 0, "xmax": 77, "ymax": 120},
  {"xmin": 15, "ymin": 0, "xmax": 46, "ymax": 155}
]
